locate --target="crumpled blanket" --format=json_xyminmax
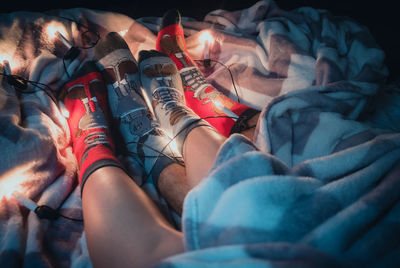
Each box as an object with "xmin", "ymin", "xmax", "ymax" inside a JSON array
[{"xmin": 0, "ymin": 0, "xmax": 399, "ymax": 267}]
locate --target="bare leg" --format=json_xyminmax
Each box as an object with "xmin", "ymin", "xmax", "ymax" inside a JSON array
[
  {"xmin": 83, "ymin": 166, "xmax": 184, "ymax": 268},
  {"xmin": 182, "ymin": 127, "xmax": 226, "ymax": 187},
  {"xmin": 158, "ymin": 163, "xmax": 188, "ymax": 215},
  {"xmin": 149, "ymin": 9, "xmax": 261, "ymax": 211},
  {"xmin": 158, "ymin": 113, "xmax": 258, "ymax": 213},
  {"xmin": 61, "ymin": 59, "xmax": 183, "ymax": 267}
]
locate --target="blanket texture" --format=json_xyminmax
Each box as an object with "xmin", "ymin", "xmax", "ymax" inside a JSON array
[{"xmin": 0, "ymin": 0, "xmax": 399, "ymax": 267}]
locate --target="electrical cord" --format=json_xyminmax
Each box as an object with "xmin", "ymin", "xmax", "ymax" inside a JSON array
[
  {"xmin": 2, "ymin": 50, "xmax": 251, "ymax": 221},
  {"xmin": 194, "ymin": 58, "xmax": 242, "ymax": 103},
  {"xmin": 55, "ymin": 15, "xmax": 100, "ymax": 49},
  {"xmin": 0, "ymin": 72, "xmax": 58, "ymax": 105},
  {"xmin": 34, "ymin": 205, "xmax": 83, "ymax": 222},
  {"xmin": 54, "ymin": 15, "xmax": 101, "ymax": 79}
]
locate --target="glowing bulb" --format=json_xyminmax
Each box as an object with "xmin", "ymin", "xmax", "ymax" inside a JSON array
[
  {"xmin": 199, "ymin": 30, "xmax": 214, "ymax": 44},
  {"xmin": 119, "ymin": 30, "xmax": 128, "ymax": 37},
  {"xmin": 1, "ymin": 60, "xmax": 12, "ymax": 75},
  {"xmin": 0, "ymin": 54, "xmax": 20, "ymax": 71},
  {"xmin": 58, "ymin": 101, "xmax": 70, "ymax": 118},
  {"xmin": 46, "ymin": 23, "xmax": 67, "ymax": 39},
  {"xmin": 199, "ymin": 30, "xmax": 214, "ymax": 59},
  {"xmin": 46, "ymin": 23, "xmax": 72, "ymax": 49},
  {"xmin": 11, "ymin": 192, "xmax": 37, "ymax": 211},
  {"xmin": 212, "ymin": 99, "xmax": 239, "ymax": 121}
]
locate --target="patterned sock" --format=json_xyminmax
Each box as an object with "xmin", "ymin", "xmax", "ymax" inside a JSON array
[
  {"xmin": 156, "ymin": 9, "xmax": 259, "ymax": 137},
  {"xmin": 93, "ymin": 32, "xmax": 178, "ymax": 186},
  {"xmin": 138, "ymin": 49, "xmax": 214, "ymax": 155},
  {"xmin": 62, "ymin": 61, "xmax": 122, "ymax": 191}
]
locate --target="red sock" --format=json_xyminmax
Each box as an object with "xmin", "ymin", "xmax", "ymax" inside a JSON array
[
  {"xmin": 156, "ymin": 10, "xmax": 258, "ymax": 137},
  {"xmin": 62, "ymin": 61, "xmax": 122, "ymax": 190}
]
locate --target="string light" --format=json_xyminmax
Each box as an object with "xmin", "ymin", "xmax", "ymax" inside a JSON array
[
  {"xmin": 199, "ymin": 30, "xmax": 213, "ymax": 60},
  {"xmin": 56, "ymin": 31, "xmax": 73, "ymax": 50},
  {"xmin": 0, "ymin": 58, "xmax": 28, "ymax": 90},
  {"xmin": 2, "ymin": 59, "xmax": 11, "ymax": 75},
  {"xmin": 11, "ymin": 192, "xmax": 83, "ymax": 221},
  {"xmin": 212, "ymin": 99, "xmax": 239, "ymax": 121},
  {"xmin": 0, "ymin": 57, "xmax": 60, "ymax": 106},
  {"xmin": 46, "ymin": 23, "xmax": 80, "ymax": 61},
  {"xmin": 1, "ymin": 18, "xmax": 255, "ymax": 222},
  {"xmin": 58, "ymin": 100, "xmax": 70, "ymax": 118},
  {"xmin": 11, "ymin": 192, "xmax": 37, "ymax": 211},
  {"xmin": 55, "ymin": 15, "xmax": 100, "ymax": 49},
  {"xmin": 0, "ymin": 53, "xmax": 21, "ymax": 70}
]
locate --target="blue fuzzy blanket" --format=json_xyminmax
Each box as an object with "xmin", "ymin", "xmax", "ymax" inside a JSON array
[{"xmin": 0, "ymin": 0, "xmax": 399, "ymax": 267}]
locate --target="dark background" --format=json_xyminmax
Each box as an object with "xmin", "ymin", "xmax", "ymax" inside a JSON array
[{"xmin": 2, "ymin": 0, "xmax": 399, "ymax": 81}]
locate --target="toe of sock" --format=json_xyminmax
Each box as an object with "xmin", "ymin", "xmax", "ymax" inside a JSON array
[{"xmin": 161, "ymin": 9, "xmax": 182, "ymax": 29}]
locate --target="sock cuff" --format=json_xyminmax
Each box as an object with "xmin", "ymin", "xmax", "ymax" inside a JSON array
[
  {"xmin": 80, "ymin": 158, "xmax": 125, "ymax": 196},
  {"xmin": 174, "ymin": 119, "xmax": 214, "ymax": 155},
  {"xmin": 149, "ymin": 154, "xmax": 176, "ymax": 189},
  {"xmin": 78, "ymin": 144, "xmax": 123, "ymax": 194}
]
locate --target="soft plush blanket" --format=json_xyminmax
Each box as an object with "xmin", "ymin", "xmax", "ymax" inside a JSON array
[{"xmin": 1, "ymin": 0, "xmax": 399, "ymax": 267}]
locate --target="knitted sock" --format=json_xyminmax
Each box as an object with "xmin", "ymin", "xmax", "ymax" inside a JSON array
[
  {"xmin": 138, "ymin": 49, "xmax": 214, "ymax": 155},
  {"xmin": 156, "ymin": 9, "xmax": 259, "ymax": 137},
  {"xmin": 94, "ymin": 32, "xmax": 178, "ymax": 186},
  {"xmin": 62, "ymin": 61, "xmax": 122, "ymax": 191}
]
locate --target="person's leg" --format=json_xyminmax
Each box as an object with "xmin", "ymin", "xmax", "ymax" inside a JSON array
[
  {"xmin": 93, "ymin": 32, "xmax": 188, "ymax": 215},
  {"xmin": 157, "ymin": 162, "xmax": 189, "ymax": 215},
  {"xmin": 62, "ymin": 62, "xmax": 183, "ymax": 268},
  {"xmin": 155, "ymin": 9, "xmax": 260, "ymax": 139},
  {"xmin": 139, "ymin": 50, "xmax": 226, "ymax": 186},
  {"xmin": 82, "ymin": 166, "xmax": 183, "ymax": 268},
  {"xmin": 93, "ymin": 32, "xmax": 183, "ymax": 188}
]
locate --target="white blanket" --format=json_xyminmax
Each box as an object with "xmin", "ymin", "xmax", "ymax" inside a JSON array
[{"xmin": 0, "ymin": 1, "xmax": 399, "ymax": 267}]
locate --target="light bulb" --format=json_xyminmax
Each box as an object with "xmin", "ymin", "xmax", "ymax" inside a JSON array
[
  {"xmin": 212, "ymin": 99, "xmax": 239, "ymax": 121},
  {"xmin": 2, "ymin": 60, "xmax": 12, "ymax": 75},
  {"xmin": 11, "ymin": 192, "xmax": 37, "ymax": 211},
  {"xmin": 199, "ymin": 30, "xmax": 214, "ymax": 60},
  {"xmin": 46, "ymin": 23, "xmax": 72, "ymax": 49},
  {"xmin": 58, "ymin": 101, "xmax": 70, "ymax": 118},
  {"xmin": 46, "ymin": 23, "xmax": 80, "ymax": 60}
]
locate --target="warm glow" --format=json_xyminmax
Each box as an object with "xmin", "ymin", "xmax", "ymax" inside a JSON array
[
  {"xmin": 162, "ymin": 130, "xmax": 181, "ymax": 157},
  {"xmin": 168, "ymin": 138, "xmax": 180, "ymax": 157},
  {"xmin": 46, "ymin": 22, "xmax": 68, "ymax": 39},
  {"xmin": 0, "ymin": 163, "xmax": 34, "ymax": 198},
  {"xmin": 213, "ymin": 99, "xmax": 224, "ymax": 110},
  {"xmin": 11, "ymin": 192, "xmax": 37, "ymax": 211},
  {"xmin": 58, "ymin": 101, "xmax": 70, "ymax": 118},
  {"xmin": 199, "ymin": 30, "xmax": 214, "ymax": 44},
  {"xmin": 212, "ymin": 99, "xmax": 239, "ymax": 120},
  {"xmin": 119, "ymin": 30, "xmax": 128, "ymax": 37},
  {"xmin": 0, "ymin": 54, "xmax": 21, "ymax": 70},
  {"xmin": 0, "ymin": 55, "xmax": 12, "ymax": 65}
]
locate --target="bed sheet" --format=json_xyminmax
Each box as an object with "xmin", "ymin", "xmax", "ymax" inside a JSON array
[{"xmin": 0, "ymin": 0, "xmax": 399, "ymax": 267}]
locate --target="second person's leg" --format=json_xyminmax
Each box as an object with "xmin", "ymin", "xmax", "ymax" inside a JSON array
[
  {"xmin": 62, "ymin": 62, "xmax": 183, "ymax": 268},
  {"xmin": 139, "ymin": 50, "xmax": 226, "ymax": 188}
]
